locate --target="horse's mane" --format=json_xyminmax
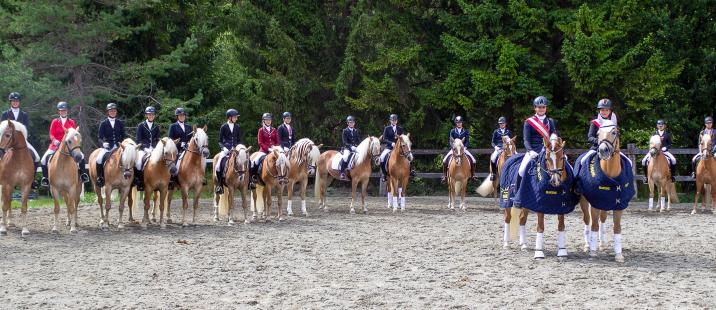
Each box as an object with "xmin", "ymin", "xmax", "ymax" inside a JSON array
[
  {"xmin": 194, "ymin": 128, "xmax": 208, "ymax": 149},
  {"xmin": 451, "ymin": 137, "xmax": 464, "ymax": 149},
  {"xmin": 649, "ymin": 135, "xmax": 662, "ymax": 148},
  {"xmin": 120, "ymin": 138, "xmax": 138, "ymax": 167},
  {"xmin": 290, "ymin": 138, "xmax": 315, "ymax": 166},
  {"xmin": 399, "ymin": 134, "xmax": 411, "ymax": 148},
  {"xmin": 354, "ymin": 137, "xmax": 373, "ymax": 165},
  {"xmin": 0, "ymin": 120, "xmax": 28, "ymax": 140},
  {"xmin": 150, "ymin": 138, "xmax": 177, "ymax": 164}
]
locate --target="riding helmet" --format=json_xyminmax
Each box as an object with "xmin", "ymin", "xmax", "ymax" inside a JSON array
[
  {"xmin": 656, "ymin": 119, "xmax": 665, "ymax": 126},
  {"xmin": 144, "ymin": 106, "xmax": 156, "ymax": 114},
  {"xmin": 705, "ymin": 116, "xmax": 713, "ymax": 124},
  {"xmin": 498, "ymin": 116, "xmax": 507, "ymax": 124},
  {"xmin": 175, "ymin": 107, "xmax": 186, "ymax": 116},
  {"xmin": 597, "ymin": 98, "xmax": 613, "ymax": 109},
  {"xmin": 8, "ymin": 92, "xmax": 21, "ymax": 101},
  {"xmin": 389, "ymin": 114, "xmax": 398, "ymax": 121},
  {"xmin": 226, "ymin": 109, "xmax": 239, "ymax": 118},
  {"xmin": 56, "ymin": 101, "xmax": 69, "ymax": 111},
  {"xmin": 262, "ymin": 113, "xmax": 273, "ymax": 120},
  {"xmin": 106, "ymin": 102, "xmax": 118, "ymax": 111},
  {"xmin": 282, "ymin": 112, "xmax": 292, "ymax": 119},
  {"xmin": 346, "ymin": 115, "xmax": 355, "ymax": 122},
  {"xmin": 454, "ymin": 116, "xmax": 464, "ymax": 123},
  {"xmin": 532, "ymin": 96, "xmax": 549, "ymax": 107}
]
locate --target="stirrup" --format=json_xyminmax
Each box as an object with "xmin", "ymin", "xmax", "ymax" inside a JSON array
[
  {"xmin": 215, "ymin": 185, "xmax": 224, "ymax": 194},
  {"xmin": 96, "ymin": 177, "xmax": 105, "ymax": 187},
  {"xmin": 410, "ymin": 169, "xmax": 416, "ymax": 177},
  {"xmin": 40, "ymin": 178, "xmax": 50, "ymax": 187},
  {"xmin": 31, "ymin": 180, "xmax": 39, "ymax": 190},
  {"xmin": 489, "ymin": 174, "xmax": 495, "ymax": 181},
  {"xmin": 80, "ymin": 173, "xmax": 90, "ymax": 183},
  {"xmin": 249, "ymin": 181, "xmax": 256, "ymax": 190},
  {"xmin": 440, "ymin": 176, "xmax": 446, "ymax": 184}
]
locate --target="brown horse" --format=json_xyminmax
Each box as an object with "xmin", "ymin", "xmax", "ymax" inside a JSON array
[
  {"xmin": 137, "ymin": 138, "xmax": 178, "ymax": 229},
  {"xmin": 315, "ymin": 136, "xmax": 381, "ymax": 214},
  {"xmin": 693, "ymin": 133, "xmax": 716, "ymax": 214},
  {"xmin": 385, "ymin": 134, "xmax": 412, "ymax": 212},
  {"xmin": 212, "ymin": 144, "xmax": 251, "ymax": 225},
  {"xmin": 578, "ymin": 122, "xmax": 626, "ymax": 262},
  {"xmin": 285, "ymin": 138, "xmax": 321, "ymax": 216},
  {"xmin": 250, "ymin": 146, "xmax": 290, "ymax": 221},
  {"xmin": 447, "ymin": 138, "xmax": 470, "ymax": 211},
  {"xmin": 48, "ymin": 127, "xmax": 85, "ymax": 233},
  {"xmin": 647, "ymin": 135, "xmax": 672, "ymax": 212},
  {"xmin": 168, "ymin": 127, "xmax": 209, "ymax": 227},
  {"xmin": 89, "ymin": 139, "xmax": 138, "ymax": 230},
  {"xmin": 0, "ymin": 120, "xmax": 34, "ymax": 236}
]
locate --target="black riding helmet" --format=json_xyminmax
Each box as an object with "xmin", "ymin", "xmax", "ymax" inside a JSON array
[
  {"xmin": 106, "ymin": 102, "xmax": 118, "ymax": 111},
  {"xmin": 57, "ymin": 101, "xmax": 69, "ymax": 111},
  {"xmin": 597, "ymin": 98, "xmax": 613, "ymax": 109},
  {"xmin": 226, "ymin": 109, "xmax": 239, "ymax": 118},
  {"xmin": 175, "ymin": 107, "xmax": 186, "ymax": 116},
  {"xmin": 8, "ymin": 92, "xmax": 21, "ymax": 101}
]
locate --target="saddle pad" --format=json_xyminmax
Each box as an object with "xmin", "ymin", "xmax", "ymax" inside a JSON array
[
  {"xmin": 516, "ymin": 153, "xmax": 578, "ymax": 215},
  {"xmin": 255, "ymin": 154, "xmax": 267, "ymax": 185},
  {"xmin": 575, "ymin": 151, "xmax": 635, "ymax": 211},
  {"xmin": 331, "ymin": 153, "xmax": 343, "ymax": 170},
  {"xmin": 499, "ymin": 153, "xmax": 525, "ymax": 210}
]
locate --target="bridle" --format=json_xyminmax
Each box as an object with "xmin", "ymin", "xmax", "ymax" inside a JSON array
[
  {"xmin": 231, "ymin": 147, "xmax": 249, "ymax": 177},
  {"xmin": 544, "ymin": 139, "xmax": 565, "ymax": 178},
  {"xmin": 599, "ymin": 126, "xmax": 619, "ymax": 157},
  {"xmin": 397, "ymin": 137, "xmax": 413, "ymax": 159},
  {"xmin": 0, "ymin": 126, "xmax": 26, "ymax": 155},
  {"xmin": 266, "ymin": 151, "xmax": 288, "ymax": 183},
  {"xmin": 185, "ymin": 133, "xmax": 209, "ymax": 158}
]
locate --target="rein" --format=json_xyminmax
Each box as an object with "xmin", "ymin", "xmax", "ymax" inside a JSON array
[
  {"xmin": 265, "ymin": 154, "xmax": 288, "ymax": 181},
  {"xmin": 0, "ymin": 127, "xmax": 26, "ymax": 153},
  {"xmin": 231, "ymin": 149, "xmax": 249, "ymax": 175},
  {"xmin": 185, "ymin": 134, "xmax": 208, "ymax": 157}
]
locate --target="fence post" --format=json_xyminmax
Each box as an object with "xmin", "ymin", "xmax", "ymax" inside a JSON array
[{"xmin": 627, "ymin": 143, "xmax": 638, "ymax": 198}]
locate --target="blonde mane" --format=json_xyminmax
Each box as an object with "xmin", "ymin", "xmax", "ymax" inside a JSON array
[
  {"xmin": 121, "ymin": 138, "xmax": 138, "ymax": 168},
  {"xmin": 355, "ymin": 137, "xmax": 379, "ymax": 165},
  {"xmin": 649, "ymin": 135, "xmax": 662, "ymax": 149},
  {"xmin": 150, "ymin": 138, "xmax": 177, "ymax": 164},
  {"xmin": 0, "ymin": 120, "xmax": 28, "ymax": 140}
]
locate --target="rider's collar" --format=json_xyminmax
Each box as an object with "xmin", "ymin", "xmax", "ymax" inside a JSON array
[{"xmin": 534, "ymin": 114, "xmax": 546, "ymax": 121}]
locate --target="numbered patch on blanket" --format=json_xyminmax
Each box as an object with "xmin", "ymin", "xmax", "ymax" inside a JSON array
[
  {"xmin": 516, "ymin": 153, "xmax": 578, "ymax": 215},
  {"xmin": 575, "ymin": 152, "xmax": 635, "ymax": 211},
  {"xmin": 498, "ymin": 153, "xmax": 524, "ymax": 209}
]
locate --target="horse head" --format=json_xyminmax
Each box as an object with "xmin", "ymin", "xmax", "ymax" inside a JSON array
[
  {"xmin": 597, "ymin": 121, "xmax": 619, "ymax": 160},
  {"xmin": 233, "ymin": 144, "xmax": 251, "ymax": 181},
  {"xmin": 502, "ymin": 135, "xmax": 518, "ymax": 157},
  {"xmin": 271, "ymin": 146, "xmax": 290, "ymax": 185},
  {"xmin": 648, "ymin": 134, "xmax": 662, "ymax": 158},
  {"xmin": 63, "ymin": 127, "xmax": 85, "ymax": 163},
  {"xmin": 543, "ymin": 133, "xmax": 566, "ymax": 187},
  {"xmin": 397, "ymin": 134, "xmax": 413, "ymax": 161},
  {"xmin": 451, "ymin": 137, "xmax": 464, "ymax": 166},
  {"xmin": 120, "ymin": 139, "xmax": 138, "ymax": 180},
  {"xmin": 158, "ymin": 138, "xmax": 179, "ymax": 175},
  {"xmin": 193, "ymin": 126, "xmax": 211, "ymax": 158},
  {"xmin": 701, "ymin": 133, "xmax": 712, "ymax": 159}
]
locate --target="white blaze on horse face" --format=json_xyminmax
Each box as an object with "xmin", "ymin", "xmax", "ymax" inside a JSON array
[{"xmin": 121, "ymin": 140, "xmax": 138, "ymax": 168}]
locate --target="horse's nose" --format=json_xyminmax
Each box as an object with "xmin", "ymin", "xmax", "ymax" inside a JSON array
[
  {"xmin": 124, "ymin": 171, "xmax": 132, "ymax": 180},
  {"xmin": 170, "ymin": 165, "xmax": 178, "ymax": 175}
]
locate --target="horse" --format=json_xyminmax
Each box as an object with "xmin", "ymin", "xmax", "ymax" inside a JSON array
[
  {"xmin": 284, "ymin": 138, "xmax": 321, "ymax": 216},
  {"xmin": 0, "ymin": 120, "xmax": 34, "ymax": 236},
  {"xmin": 212, "ymin": 144, "xmax": 251, "ymax": 225},
  {"xmin": 136, "ymin": 137, "xmax": 178, "ymax": 229},
  {"xmin": 167, "ymin": 127, "xmax": 209, "ymax": 227},
  {"xmin": 647, "ymin": 135, "xmax": 673, "ymax": 212},
  {"xmin": 693, "ymin": 132, "xmax": 716, "ymax": 214},
  {"xmin": 48, "ymin": 127, "xmax": 85, "ymax": 233},
  {"xmin": 516, "ymin": 134, "xmax": 575, "ymax": 258},
  {"xmin": 385, "ymin": 134, "xmax": 413, "ymax": 212},
  {"xmin": 250, "ymin": 146, "xmax": 290, "ymax": 221},
  {"xmin": 576, "ymin": 121, "xmax": 634, "ymax": 263},
  {"xmin": 477, "ymin": 135, "xmax": 518, "ymax": 200},
  {"xmin": 89, "ymin": 139, "xmax": 138, "ymax": 230},
  {"xmin": 315, "ymin": 136, "xmax": 382, "ymax": 214},
  {"xmin": 447, "ymin": 138, "xmax": 470, "ymax": 211}
]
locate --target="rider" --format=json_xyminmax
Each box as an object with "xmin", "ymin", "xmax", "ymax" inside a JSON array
[
  {"xmin": 96, "ymin": 103, "xmax": 126, "ymax": 187},
  {"xmin": 642, "ymin": 120, "xmax": 676, "ymax": 183},
  {"xmin": 40, "ymin": 102, "xmax": 90, "ymax": 186},
  {"xmin": 134, "ymin": 106, "xmax": 161, "ymax": 191},
  {"xmin": 251, "ymin": 112, "xmax": 281, "ymax": 186},
  {"xmin": 215, "ymin": 109, "xmax": 244, "ymax": 194},
  {"xmin": 1, "ymin": 92, "xmax": 41, "ymax": 188},
  {"xmin": 277, "ymin": 112, "xmax": 296, "ymax": 152},
  {"xmin": 515, "ymin": 96, "xmax": 558, "ymax": 194},
  {"xmin": 692, "ymin": 116, "xmax": 716, "ymax": 178},
  {"xmin": 380, "ymin": 114, "xmax": 416, "ymax": 182},
  {"xmin": 488, "ymin": 116, "xmax": 513, "ymax": 181},
  {"xmin": 585, "ymin": 98, "xmax": 618, "ymax": 158},
  {"xmin": 168, "ymin": 107, "xmax": 193, "ymax": 188},
  {"xmin": 441, "ymin": 116, "xmax": 477, "ymax": 183},
  {"xmin": 339, "ymin": 115, "xmax": 361, "ymax": 180}
]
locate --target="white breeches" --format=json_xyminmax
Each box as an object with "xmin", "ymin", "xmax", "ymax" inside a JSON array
[
  {"xmin": 518, "ymin": 151, "xmax": 539, "ymax": 177},
  {"xmin": 642, "ymin": 152, "xmax": 676, "ymax": 166},
  {"xmin": 380, "ymin": 149, "xmax": 391, "ymax": 163},
  {"xmin": 341, "ymin": 149, "xmax": 352, "ymax": 161},
  {"xmin": 251, "ymin": 151, "xmax": 267, "ymax": 167},
  {"xmin": 490, "ymin": 149, "xmax": 501, "ymax": 163},
  {"xmin": 41, "ymin": 149, "xmax": 55, "ymax": 165},
  {"xmin": 443, "ymin": 149, "xmax": 476, "ymax": 164},
  {"xmin": 27, "ymin": 142, "xmax": 39, "ymax": 162},
  {"xmin": 215, "ymin": 149, "xmax": 229, "ymax": 173},
  {"xmin": 136, "ymin": 147, "xmax": 153, "ymax": 170}
]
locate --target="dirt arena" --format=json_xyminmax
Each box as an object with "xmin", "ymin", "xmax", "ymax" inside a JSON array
[{"xmin": 1, "ymin": 195, "xmax": 715, "ymax": 308}]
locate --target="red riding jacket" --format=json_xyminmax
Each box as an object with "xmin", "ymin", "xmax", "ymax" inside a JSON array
[
  {"xmin": 48, "ymin": 117, "xmax": 77, "ymax": 151},
  {"xmin": 257, "ymin": 126, "xmax": 279, "ymax": 153}
]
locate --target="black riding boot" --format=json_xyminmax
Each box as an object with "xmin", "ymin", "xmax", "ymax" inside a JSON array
[
  {"xmin": 40, "ymin": 163, "xmax": 50, "ymax": 187},
  {"xmin": 471, "ymin": 162, "xmax": 478, "ymax": 181},
  {"xmin": 169, "ymin": 175, "xmax": 178, "ymax": 191},
  {"xmin": 134, "ymin": 168, "xmax": 144, "ymax": 191},
  {"xmin": 78, "ymin": 158, "xmax": 89, "ymax": 183},
  {"xmin": 440, "ymin": 161, "xmax": 448, "ymax": 184},
  {"xmin": 214, "ymin": 170, "xmax": 224, "ymax": 194},
  {"xmin": 409, "ymin": 162, "xmax": 417, "ymax": 177},
  {"xmin": 670, "ymin": 164, "xmax": 676, "ymax": 182},
  {"xmin": 642, "ymin": 163, "xmax": 649, "ymax": 184},
  {"xmin": 691, "ymin": 158, "xmax": 698, "ymax": 179},
  {"xmin": 380, "ymin": 161, "xmax": 388, "ymax": 182},
  {"xmin": 490, "ymin": 161, "xmax": 498, "ymax": 181},
  {"xmin": 96, "ymin": 162, "xmax": 105, "ymax": 187},
  {"xmin": 248, "ymin": 163, "xmax": 258, "ymax": 190},
  {"xmin": 31, "ymin": 161, "xmax": 40, "ymax": 189},
  {"xmin": 339, "ymin": 160, "xmax": 349, "ymax": 181}
]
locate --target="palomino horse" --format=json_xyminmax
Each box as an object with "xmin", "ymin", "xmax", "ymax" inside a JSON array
[
  {"xmin": 89, "ymin": 138, "xmax": 138, "ymax": 230},
  {"xmin": 168, "ymin": 127, "xmax": 210, "ymax": 227},
  {"xmin": 285, "ymin": 138, "xmax": 321, "ymax": 216},
  {"xmin": 447, "ymin": 138, "xmax": 470, "ymax": 211},
  {"xmin": 135, "ymin": 138, "xmax": 178, "ymax": 229},
  {"xmin": 48, "ymin": 127, "xmax": 85, "ymax": 233},
  {"xmin": 693, "ymin": 133, "xmax": 716, "ymax": 214},
  {"xmin": 250, "ymin": 146, "xmax": 290, "ymax": 221},
  {"xmin": 647, "ymin": 135, "xmax": 673, "ymax": 212},
  {"xmin": 315, "ymin": 136, "xmax": 381, "ymax": 214},
  {"xmin": 385, "ymin": 134, "xmax": 413, "ymax": 212},
  {"xmin": 0, "ymin": 120, "xmax": 34, "ymax": 236},
  {"xmin": 212, "ymin": 144, "xmax": 251, "ymax": 225},
  {"xmin": 517, "ymin": 135, "xmax": 573, "ymax": 258}
]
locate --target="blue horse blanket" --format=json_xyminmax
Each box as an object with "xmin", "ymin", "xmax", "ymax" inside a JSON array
[
  {"xmin": 499, "ymin": 154, "xmax": 524, "ymax": 209},
  {"xmin": 575, "ymin": 152, "xmax": 635, "ymax": 211},
  {"xmin": 515, "ymin": 153, "xmax": 579, "ymax": 214}
]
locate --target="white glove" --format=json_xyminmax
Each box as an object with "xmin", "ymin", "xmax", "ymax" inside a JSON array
[
  {"xmin": 528, "ymin": 150, "xmax": 538, "ymax": 158},
  {"xmin": 222, "ymin": 147, "xmax": 229, "ymax": 153},
  {"xmin": 661, "ymin": 147, "xmax": 667, "ymax": 152},
  {"xmin": 391, "ymin": 142, "xmax": 395, "ymax": 147},
  {"xmin": 494, "ymin": 146, "xmax": 500, "ymax": 151},
  {"xmin": 53, "ymin": 140, "xmax": 60, "ymax": 146},
  {"xmin": 102, "ymin": 142, "xmax": 110, "ymax": 149},
  {"xmin": 181, "ymin": 142, "xmax": 187, "ymax": 148},
  {"xmin": 350, "ymin": 146, "xmax": 356, "ymax": 152}
]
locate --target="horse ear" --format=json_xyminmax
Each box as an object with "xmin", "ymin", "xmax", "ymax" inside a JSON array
[
  {"xmin": 246, "ymin": 146, "xmax": 252, "ymax": 151},
  {"xmin": 193, "ymin": 124, "xmax": 197, "ymax": 132},
  {"xmin": 378, "ymin": 135, "xmax": 383, "ymax": 141},
  {"xmin": 562, "ymin": 141, "xmax": 566, "ymax": 148},
  {"xmin": 317, "ymin": 143, "xmax": 323, "ymax": 148},
  {"xmin": 202, "ymin": 125, "xmax": 207, "ymax": 132},
  {"xmin": 407, "ymin": 133, "xmax": 410, "ymax": 138},
  {"xmin": 512, "ymin": 136, "xmax": 517, "ymax": 142},
  {"xmin": 173, "ymin": 138, "xmax": 180, "ymax": 146},
  {"xmin": 64, "ymin": 127, "xmax": 69, "ymax": 134},
  {"xmin": 7, "ymin": 121, "xmax": 14, "ymax": 129},
  {"xmin": 461, "ymin": 137, "xmax": 465, "ymax": 143},
  {"xmin": 76, "ymin": 126, "xmax": 80, "ymax": 132}
]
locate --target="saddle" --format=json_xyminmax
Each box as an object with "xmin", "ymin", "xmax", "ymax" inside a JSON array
[
  {"xmin": 100, "ymin": 147, "xmax": 120, "ymax": 164},
  {"xmin": 141, "ymin": 152, "xmax": 151, "ymax": 169},
  {"xmin": 252, "ymin": 154, "xmax": 267, "ymax": 185}
]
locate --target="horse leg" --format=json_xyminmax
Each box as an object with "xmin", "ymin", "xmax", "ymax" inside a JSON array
[
  {"xmin": 447, "ymin": 178, "xmax": 453, "ymax": 210},
  {"xmin": 613, "ymin": 210, "xmax": 624, "ymax": 262},
  {"xmin": 227, "ymin": 188, "xmax": 235, "ymax": 226},
  {"xmin": 599, "ymin": 210, "xmax": 608, "ymax": 250},
  {"xmin": 286, "ymin": 180, "xmax": 294, "ymax": 216},
  {"xmin": 103, "ymin": 187, "xmax": 112, "ymax": 230},
  {"xmin": 534, "ymin": 212, "xmax": 545, "ymax": 259},
  {"xmin": 579, "ymin": 197, "xmax": 590, "ymax": 252},
  {"xmin": 648, "ymin": 179, "xmax": 655, "ymax": 211},
  {"xmin": 518, "ymin": 208, "xmax": 528, "ymax": 250},
  {"xmin": 400, "ymin": 177, "xmax": 408, "ymax": 211},
  {"xmin": 240, "ymin": 187, "xmax": 250, "ymax": 224},
  {"xmin": 502, "ymin": 209, "xmax": 511, "ymax": 248},
  {"xmin": 666, "ymin": 183, "xmax": 672, "ymax": 211},
  {"xmin": 67, "ymin": 193, "xmax": 78, "ymax": 234},
  {"xmin": 63, "ymin": 193, "xmax": 71, "ymax": 227},
  {"xmin": 159, "ymin": 190, "xmax": 167, "ymax": 229},
  {"xmin": 165, "ymin": 189, "xmax": 173, "ymax": 224},
  {"xmin": 96, "ymin": 184, "xmax": 106, "ymax": 229},
  {"xmin": 50, "ymin": 187, "xmax": 61, "ymax": 233},
  {"xmin": 141, "ymin": 188, "xmax": 151, "ymax": 229},
  {"xmin": 588, "ymin": 206, "xmax": 600, "ymax": 258},
  {"xmin": 180, "ymin": 187, "xmax": 189, "ymax": 227},
  {"xmin": 659, "ymin": 184, "xmax": 666, "ymax": 212},
  {"xmin": 390, "ymin": 179, "xmax": 398, "ymax": 213},
  {"xmin": 264, "ymin": 186, "xmax": 272, "ymax": 221},
  {"xmin": 127, "ymin": 188, "xmax": 136, "ymax": 223},
  {"xmin": 213, "ymin": 190, "xmax": 221, "ymax": 222},
  {"xmin": 277, "ymin": 184, "xmax": 285, "ymax": 221},
  {"xmin": 350, "ymin": 179, "xmax": 358, "ymax": 214},
  {"xmin": 557, "ymin": 214, "xmax": 567, "ymax": 258},
  {"xmin": 0, "ymin": 185, "xmax": 11, "ymax": 235},
  {"xmin": 118, "ymin": 188, "xmax": 127, "ymax": 229},
  {"xmin": 694, "ymin": 179, "xmax": 703, "ymax": 215},
  {"xmin": 300, "ymin": 178, "xmax": 308, "ymax": 216},
  {"xmin": 460, "ymin": 177, "xmax": 467, "ymax": 211},
  {"xmin": 361, "ymin": 179, "xmax": 369, "ymax": 214}
]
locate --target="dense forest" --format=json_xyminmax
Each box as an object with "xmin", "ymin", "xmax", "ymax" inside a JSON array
[{"xmin": 1, "ymin": 0, "xmax": 714, "ymax": 155}]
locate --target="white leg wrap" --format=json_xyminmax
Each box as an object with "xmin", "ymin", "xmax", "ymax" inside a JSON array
[
  {"xmin": 519, "ymin": 225, "xmax": 527, "ymax": 245},
  {"xmin": 400, "ymin": 197, "xmax": 405, "ymax": 209},
  {"xmin": 589, "ymin": 231, "xmax": 598, "ymax": 252},
  {"xmin": 534, "ymin": 232, "xmax": 545, "ymax": 259},
  {"xmin": 613, "ymin": 234, "xmax": 623, "ymax": 254},
  {"xmin": 557, "ymin": 231, "xmax": 568, "ymax": 257},
  {"xmin": 301, "ymin": 200, "xmax": 307, "ymax": 214},
  {"xmin": 286, "ymin": 200, "xmax": 293, "ymax": 214},
  {"xmin": 599, "ymin": 223, "xmax": 606, "ymax": 242},
  {"xmin": 648, "ymin": 198, "xmax": 654, "ymax": 210},
  {"xmin": 503, "ymin": 223, "xmax": 509, "ymax": 243},
  {"xmin": 583, "ymin": 225, "xmax": 590, "ymax": 244},
  {"xmin": 387, "ymin": 192, "xmax": 393, "ymax": 207},
  {"xmin": 660, "ymin": 197, "xmax": 666, "ymax": 209},
  {"xmin": 392, "ymin": 197, "xmax": 398, "ymax": 210}
]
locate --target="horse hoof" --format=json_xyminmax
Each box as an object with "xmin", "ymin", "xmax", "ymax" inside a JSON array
[
  {"xmin": 615, "ymin": 254, "xmax": 625, "ymax": 263},
  {"xmin": 691, "ymin": 210, "xmax": 697, "ymax": 215},
  {"xmin": 7, "ymin": 222, "xmax": 15, "ymax": 228},
  {"xmin": 303, "ymin": 212, "xmax": 309, "ymax": 217},
  {"xmin": 502, "ymin": 242, "xmax": 510, "ymax": 249},
  {"xmin": 0, "ymin": 228, "xmax": 7, "ymax": 236},
  {"xmin": 589, "ymin": 250, "xmax": 598, "ymax": 258},
  {"xmin": 118, "ymin": 224, "xmax": 125, "ymax": 230},
  {"xmin": 166, "ymin": 219, "xmax": 173, "ymax": 224},
  {"xmin": 557, "ymin": 249, "xmax": 568, "ymax": 257},
  {"xmin": 182, "ymin": 222, "xmax": 190, "ymax": 228},
  {"xmin": 21, "ymin": 228, "xmax": 30, "ymax": 237},
  {"xmin": 160, "ymin": 224, "xmax": 167, "ymax": 229},
  {"xmin": 350, "ymin": 208, "xmax": 356, "ymax": 214},
  {"xmin": 213, "ymin": 217, "xmax": 219, "ymax": 222},
  {"xmin": 392, "ymin": 208, "xmax": 397, "ymax": 213},
  {"xmin": 583, "ymin": 244, "xmax": 590, "ymax": 253},
  {"xmin": 70, "ymin": 227, "xmax": 78, "ymax": 234},
  {"xmin": 51, "ymin": 228, "xmax": 59, "ymax": 234},
  {"xmin": 141, "ymin": 224, "xmax": 148, "ymax": 230},
  {"xmin": 363, "ymin": 210, "xmax": 368, "ymax": 215},
  {"xmin": 534, "ymin": 251, "xmax": 545, "ymax": 259},
  {"xmin": 244, "ymin": 219, "xmax": 250, "ymax": 224},
  {"xmin": 520, "ymin": 243, "xmax": 528, "ymax": 251}
]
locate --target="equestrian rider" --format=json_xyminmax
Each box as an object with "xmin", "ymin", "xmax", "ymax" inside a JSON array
[
  {"xmin": 691, "ymin": 116, "xmax": 716, "ymax": 178},
  {"xmin": 515, "ymin": 96, "xmax": 559, "ymax": 193},
  {"xmin": 1, "ymin": 92, "xmax": 41, "ymax": 188},
  {"xmin": 40, "ymin": 102, "xmax": 90, "ymax": 186},
  {"xmin": 441, "ymin": 116, "xmax": 477, "ymax": 183},
  {"xmin": 168, "ymin": 107, "xmax": 193, "ymax": 187},
  {"xmin": 215, "ymin": 109, "xmax": 244, "ymax": 194},
  {"xmin": 339, "ymin": 115, "xmax": 361, "ymax": 180},
  {"xmin": 585, "ymin": 98, "xmax": 618, "ymax": 158},
  {"xmin": 134, "ymin": 106, "xmax": 161, "ymax": 191},
  {"xmin": 277, "ymin": 112, "xmax": 296, "ymax": 152},
  {"xmin": 95, "ymin": 103, "xmax": 126, "ymax": 187},
  {"xmin": 253, "ymin": 112, "xmax": 280, "ymax": 178},
  {"xmin": 488, "ymin": 116, "xmax": 513, "ymax": 181},
  {"xmin": 380, "ymin": 114, "xmax": 416, "ymax": 182},
  {"xmin": 642, "ymin": 119, "xmax": 676, "ymax": 182}
]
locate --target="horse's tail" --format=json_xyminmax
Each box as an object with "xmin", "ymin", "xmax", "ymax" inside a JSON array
[
  {"xmin": 669, "ymin": 182, "xmax": 679, "ymax": 203},
  {"xmin": 218, "ymin": 188, "xmax": 230, "ymax": 217},
  {"xmin": 314, "ymin": 163, "xmax": 323, "ymax": 201},
  {"xmin": 476, "ymin": 177, "xmax": 494, "ymax": 197}
]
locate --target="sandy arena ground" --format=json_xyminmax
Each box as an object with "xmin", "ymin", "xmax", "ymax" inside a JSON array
[{"xmin": 1, "ymin": 195, "xmax": 715, "ymax": 308}]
